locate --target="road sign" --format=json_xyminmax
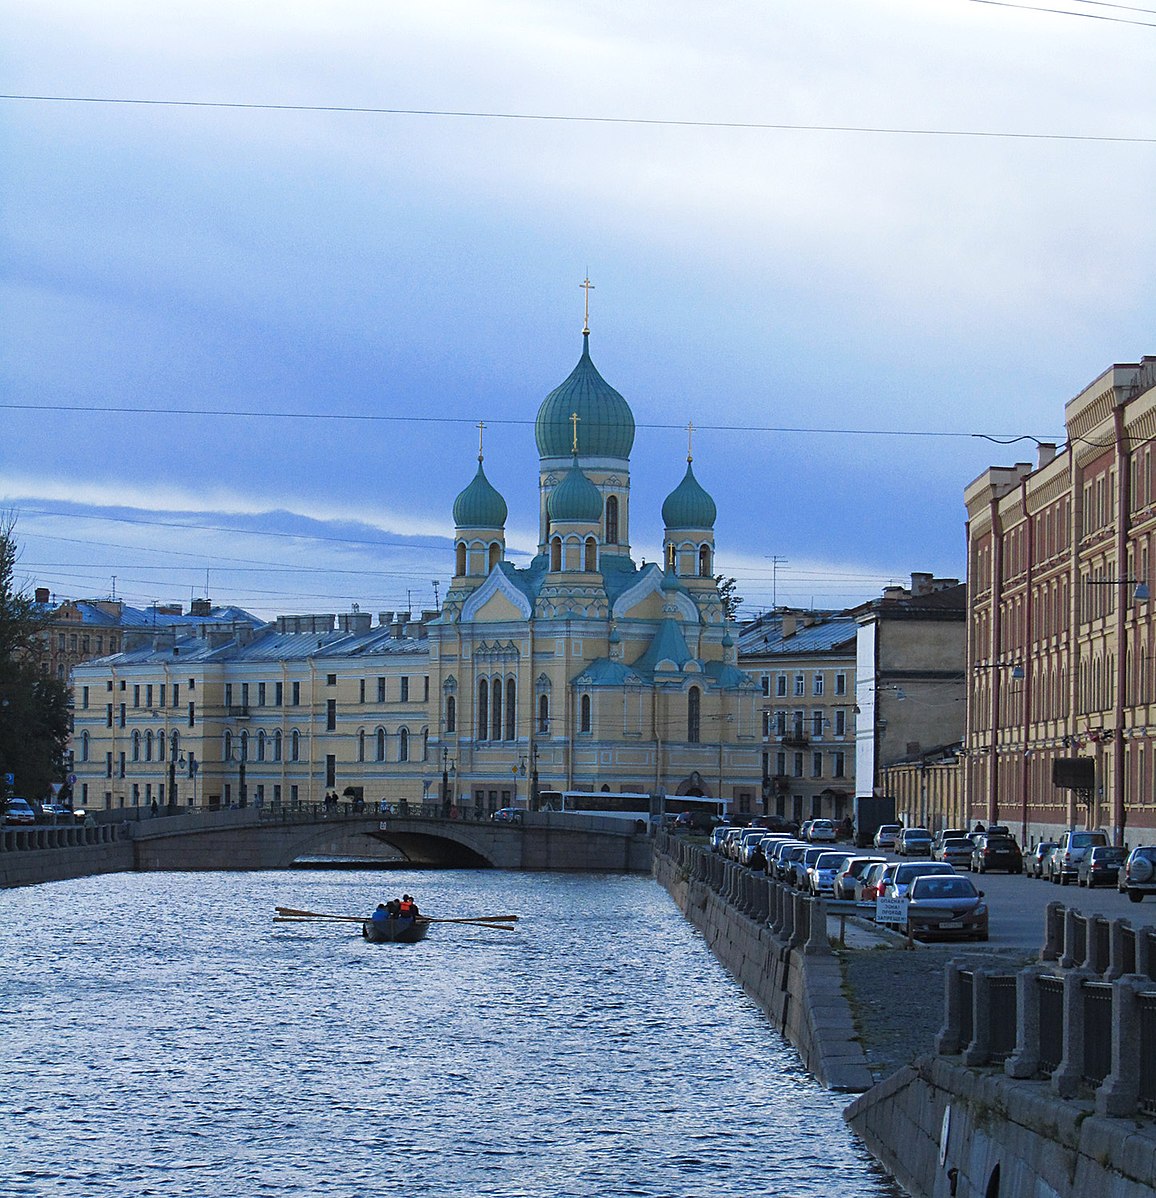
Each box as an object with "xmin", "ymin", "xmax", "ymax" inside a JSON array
[
  {"xmin": 67, "ymin": 774, "xmax": 77, "ymax": 785},
  {"xmin": 2, "ymin": 773, "xmax": 13, "ymax": 786},
  {"xmin": 875, "ymin": 895, "xmax": 909, "ymax": 928}
]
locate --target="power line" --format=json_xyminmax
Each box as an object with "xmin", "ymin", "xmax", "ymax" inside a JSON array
[
  {"xmin": 966, "ymin": 0, "xmax": 1156, "ymax": 26},
  {"xmin": 1, "ymin": 92, "xmax": 1154, "ymax": 144}
]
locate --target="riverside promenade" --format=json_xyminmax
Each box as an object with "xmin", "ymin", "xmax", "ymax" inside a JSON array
[{"xmin": 654, "ymin": 833, "xmax": 1156, "ymax": 1198}]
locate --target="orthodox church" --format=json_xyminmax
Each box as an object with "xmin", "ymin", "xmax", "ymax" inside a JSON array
[{"xmin": 431, "ymin": 315, "xmax": 761, "ymax": 811}]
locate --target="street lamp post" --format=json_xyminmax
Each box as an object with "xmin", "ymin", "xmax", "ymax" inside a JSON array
[
  {"xmin": 167, "ymin": 751, "xmax": 177, "ymax": 814},
  {"xmin": 529, "ymin": 745, "xmax": 540, "ymax": 811},
  {"xmin": 441, "ymin": 747, "xmax": 456, "ymax": 817}
]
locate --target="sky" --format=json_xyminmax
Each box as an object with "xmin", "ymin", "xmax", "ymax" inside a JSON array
[{"xmin": 3, "ymin": 0, "xmax": 1156, "ymax": 622}]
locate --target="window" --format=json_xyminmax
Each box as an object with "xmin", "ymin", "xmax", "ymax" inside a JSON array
[
  {"xmin": 326, "ymin": 699, "xmax": 336, "ymax": 731},
  {"xmin": 257, "ymin": 731, "xmax": 266, "ymax": 762},
  {"xmin": 794, "ymin": 674, "xmax": 805, "ymax": 696},
  {"xmin": 145, "ymin": 731, "xmax": 153, "ymax": 762},
  {"xmin": 275, "ymin": 681, "xmax": 283, "ymax": 706},
  {"xmin": 119, "ymin": 752, "xmax": 126, "ymax": 779},
  {"xmin": 813, "ymin": 674, "xmax": 824, "ymax": 696},
  {"xmin": 81, "ymin": 731, "xmax": 90, "ymax": 762},
  {"xmin": 292, "ymin": 682, "xmax": 301, "ymax": 706},
  {"xmin": 762, "ymin": 711, "xmax": 771, "ymax": 738},
  {"xmin": 105, "ymin": 751, "xmax": 113, "ymax": 779},
  {"xmin": 580, "ymin": 693, "xmax": 592, "ymax": 733},
  {"xmin": 377, "ymin": 677, "xmax": 386, "ymax": 703},
  {"xmin": 835, "ymin": 673, "xmax": 846, "ymax": 696},
  {"xmin": 776, "ymin": 751, "xmax": 786, "ymax": 775},
  {"xmin": 146, "ymin": 685, "xmax": 153, "ymax": 707},
  {"xmin": 584, "ymin": 537, "xmax": 597, "ymax": 572},
  {"xmin": 376, "ymin": 728, "xmax": 386, "ymax": 761},
  {"xmin": 491, "ymin": 679, "xmax": 503, "ymax": 741},
  {"xmin": 240, "ymin": 730, "xmax": 249, "ymax": 761},
  {"xmin": 82, "ymin": 686, "xmax": 89, "ymax": 709},
  {"xmin": 106, "ymin": 703, "xmax": 113, "ymax": 728},
  {"xmin": 241, "ymin": 683, "xmax": 249, "ymax": 708},
  {"xmin": 258, "ymin": 682, "xmax": 266, "ymax": 706},
  {"xmin": 489, "ymin": 542, "xmax": 501, "ymax": 570},
  {"xmin": 422, "ymin": 727, "xmax": 429, "ymax": 761},
  {"xmin": 812, "ymin": 710, "xmax": 824, "ymax": 737},
  {"xmin": 446, "ymin": 695, "xmax": 456, "ymax": 733},
  {"xmin": 225, "ymin": 683, "xmax": 233, "ymax": 707},
  {"xmin": 133, "ymin": 685, "xmax": 141, "ymax": 708},
  {"xmin": 478, "ymin": 681, "xmax": 489, "ymax": 740},
  {"xmin": 273, "ymin": 730, "xmax": 282, "ymax": 762},
  {"xmin": 605, "ymin": 495, "xmax": 619, "ymax": 544},
  {"xmin": 698, "ymin": 545, "xmax": 711, "ymax": 577},
  {"xmin": 119, "ymin": 704, "xmax": 126, "ymax": 728},
  {"xmin": 775, "ymin": 711, "xmax": 786, "ymax": 736},
  {"xmin": 401, "ymin": 677, "xmax": 409, "ymax": 703},
  {"xmin": 399, "ymin": 728, "xmax": 409, "ymax": 762},
  {"xmin": 456, "ymin": 542, "xmax": 467, "ymax": 575},
  {"xmin": 188, "ymin": 702, "xmax": 195, "ymax": 727},
  {"xmin": 159, "ymin": 685, "xmax": 165, "ymax": 707},
  {"xmin": 550, "ymin": 537, "xmax": 562, "ymax": 571},
  {"xmin": 326, "ymin": 674, "xmax": 337, "ymax": 686},
  {"xmin": 539, "ymin": 693, "xmax": 549, "ymax": 734},
  {"xmin": 172, "ymin": 683, "xmax": 179, "ymax": 707},
  {"xmin": 687, "ymin": 686, "xmax": 701, "ymax": 743},
  {"xmin": 505, "ymin": 678, "xmax": 515, "ymax": 740},
  {"xmin": 761, "ymin": 676, "xmax": 769, "ymax": 696},
  {"xmin": 834, "ymin": 709, "xmax": 846, "ymax": 736},
  {"xmin": 776, "ymin": 675, "xmax": 787, "ymax": 697},
  {"xmin": 812, "ymin": 752, "xmax": 823, "ymax": 778},
  {"xmin": 424, "ymin": 676, "xmax": 430, "ymax": 702},
  {"xmin": 132, "ymin": 731, "xmax": 141, "ymax": 762},
  {"xmin": 833, "ymin": 751, "xmax": 846, "ymax": 778},
  {"xmin": 793, "ymin": 752, "xmax": 803, "ymax": 777},
  {"xmin": 325, "ymin": 755, "xmax": 336, "ymax": 788},
  {"xmin": 291, "ymin": 730, "xmax": 300, "ymax": 762}
]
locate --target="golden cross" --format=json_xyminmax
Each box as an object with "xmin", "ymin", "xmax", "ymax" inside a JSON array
[
  {"xmin": 687, "ymin": 420, "xmax": 694, "ymax": 463},
  {"xmin": 570, "ymin": 411, "xmax": 580, "ymax": 455},
  {"xmin": 580, "ymin": 275, "xmax": 595, "ymax": 334},
  {"xmin": 477, "ymin": 420, "xmax": 486, "ymax": 460}
]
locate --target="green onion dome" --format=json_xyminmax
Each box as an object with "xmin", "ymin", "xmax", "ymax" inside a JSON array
[
  {"xmin": 535, "ymin": 333, "xmax": 635, "ymax": 460},
  {"xmin": 453, "ymin": 459, "xmax": 508, "ymax": 529},
  {"xmin": 548, "ymin": 456, "xmax": 603, "ymax": 523},
  {"xmin": 661, "ymin": 461, "xmax": 717, "ymax": 530}
]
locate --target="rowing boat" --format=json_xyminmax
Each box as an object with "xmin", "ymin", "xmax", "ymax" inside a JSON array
[{"xmin": 361, "ymin": 916, "xmax": 429, "ymax": 944}]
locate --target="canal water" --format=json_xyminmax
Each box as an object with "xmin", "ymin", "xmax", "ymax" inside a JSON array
[{"xmin": 2, "ymin": 870, "xmax": 902, "ymax": 1197}]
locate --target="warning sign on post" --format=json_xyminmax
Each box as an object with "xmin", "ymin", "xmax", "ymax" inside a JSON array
[{"xmin": 875, "ymin": 895, "xmax": 909, "ymax": 927}]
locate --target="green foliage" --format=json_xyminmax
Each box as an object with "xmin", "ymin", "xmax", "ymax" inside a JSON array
[
  {"xmin": 0, "ymin": 516, "xmax": 71, "ymax": 801},
  {"xmin": 714, "ymin": 574, "xmax": 743, "ymax": 621}
]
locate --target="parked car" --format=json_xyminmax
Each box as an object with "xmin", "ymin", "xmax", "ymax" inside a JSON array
[
  {"xmin": 709, "ymin": 825, "xmax": 732, "ymax": 853},
  {"xmin": 807, "ymin": 819, "xmax": 837, "ymax": 843},
  {"xmin": 897, "ymin": 828, "xmax": 933, "ymax": 857},
  {"xmin": 970, "ymin": 834, "xmax": 1023, "ymax": 874},
  {"xmin": 933, "ymin": 837, "xmax": 974, "ymax": 869},
  {"xmin": 1048, "ymin": 829, "xmax": 1110, "ymax": 885},
  {"xmin": 775, "ymin": 843, "xmax": 810, "ymax": 882},
  {"xmin": 855, "ymin": 860, "xmax": 890, "ymax": 903},
  {"xmin": 873, "ymin": 824, "xmax": 902, "ymax": 850},
  {"xmin": 1077, "ymin": 845, "xmax": 1126, "ymax": 888},
  {"xmin": 877, "ymin": 861, "xmax": 956, "ymax": 901},
  {"xmin": 738, "ymin": 828, "xmax": 774, "ymax": 868},
  {"xmin": 807, "ymin": 850, "xmax": 853, "ymax": 896},
  {"xmin": 833, "ymin": 855, "xmax": 886, "ymax": 900},
  {"xmin": 789, "ymin": 847, "xmax": 830, "ymax": 889},
  {"xmin": 765, "ymin": 839, "xmax": 801, "ymax": 878},
  {"xmin": 39, "ymin": 802, "xmax": 75, "ymax": 823},
  {"xmin": 490, "ymin": 808, "xmax": 523, "ymax": 824},
  {"xmin": 931, "ymin": 828, "xmax": 971, "ymax": 857},
  {"xmin": 1119, "ymin": 846, "xmax": 1156, "ymax": 903},
  {"xmin": 3, "ymin": 797, "xmax": 38, "ymax": 825},
  {"xmin": 1027, "ymin": 841, "xmax": 1057, "ymax": 879},
  {"xmin": 904, "ymin": 874, "xmax": 989, "ymax": 942}
]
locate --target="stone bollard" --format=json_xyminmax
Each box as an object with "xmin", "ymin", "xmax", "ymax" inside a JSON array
[
  {"xmin": 804, "ymin": 895, "xmax": 830, "ymax": 955},
  {"xmin": 1051, "ymin": 969, "xmax": 1095, "ymax": 1098},
  {"xmin": 1041, "ymin": 900, "xmax": 1065, "ymax": 962},
  {"xmin": 1138, "ymin": 929, "xmax": 1155, "ymax": 982},
  {"xmin": 1095, "ymin": 974, "xmax": 1155, "ymax": 1117},
  {"xmin": 778, "ymin": 885, "xmax": 795, "ymax": 946},
  {"xmin": 962, "ymin": 968, "xmax": 996, "ymax": 1066},
  {"xmin": 1084, "ymin": 915, "xmax": 1108, "ymax": 975},
  {"xmin": 768, "ymin": 881, "xmax": 783, "ymax": 933},
  {"xmin": 1005, "ymin": 964, "xmax": 1050, "ymax": 1078},
  {"xmin": 936, "ymin": 959, "xmax": 966, "ymax": 1055},
  {"xmin": 1105, "ymin": 919, "xmax": 1134, "ymax": 982},
  {"xmin": 755, "ymin": 878, "xmax": 770, "ymax": 922},
  {"xmin": 1059, "ymin": 907, "xmax": 1086, "ymax": 970},
  {"xmin": 788, "ymin": 891, "xmax": 808, "ymax": 951}
]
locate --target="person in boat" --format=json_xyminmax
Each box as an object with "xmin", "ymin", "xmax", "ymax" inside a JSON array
[
  {"xmin": 386, "ymin": 899, "xmax": 401, "ymax": 918},
  {"xmin": 398, "ymin": 894, "xmax": 419, "ymax": 920},
  {"xmin": 371, "ymin": 903, "xmax": 391, "ymax": 924}
]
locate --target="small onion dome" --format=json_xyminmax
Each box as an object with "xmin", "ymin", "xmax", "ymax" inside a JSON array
[
  {"xmin": 661, "ymin": 461, "xmax": 717, "ymax": 530},
  {"xmin": 722, "ymin": 631, "xmax": 734, "ymax": 648},
  {"xmin": 548, "ymin": 456, "xmax": 603, "ymax": 523},
  {"xmin": 535, "ymin": 333, "xmax": 635, "ymax": 460},
  {"xmin": 661, "ymin": 568, "xmax": 680, "ymax": 592},
  {"xmin": 608, "ymin": 627, "xmax": 621, "ymax": 644},
  {"xmin": 453, "ymin": 460, "xmax": 507, "ymax": 529}
]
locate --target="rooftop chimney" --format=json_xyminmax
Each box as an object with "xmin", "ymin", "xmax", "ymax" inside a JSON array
[{"xmin": 1037, "ymin": 442, "xmax": 1057, "ymax": 470}]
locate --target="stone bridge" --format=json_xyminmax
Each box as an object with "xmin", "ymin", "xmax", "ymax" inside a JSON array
[{"xmin": 124, "ymin": 808, "xmax": 653, "ymax": 873}]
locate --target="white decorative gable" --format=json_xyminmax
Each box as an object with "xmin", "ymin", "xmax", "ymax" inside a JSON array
[
  {"xmin": 611, "ymin": 565, "xmax": 699, "ymax": 623},
  {"xmin": 461, "ymin": 569, "xmax": 533, "ymax": 622}
]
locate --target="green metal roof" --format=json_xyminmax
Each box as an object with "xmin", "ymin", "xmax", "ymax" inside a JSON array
[
  {"xmin": 661, "ymin": 461, "xmax": 717, "ymax": 530},
  {"xmin": 547, "ymin": 456, "xmax": 603, "ymax": 523},
  {"xmin": 453, "ymin": 459, "xmax": 508, "ymax": 529},
  {"xmin": 535, "ymin": 333, "xmax": 635, "ymax": 460}
]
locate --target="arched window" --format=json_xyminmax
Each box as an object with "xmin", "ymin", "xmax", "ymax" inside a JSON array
[
  {"xmin": 273, "ymin": 730, "xmax": 282, "ymax": 762},
  {"xmin": 601, "ymin": 783, "xmax": 611, "ymax": 792},
  {"xmin": 446, "ymin": 694, "xmax": 456, "ymax": 733},
  {"xmin": 224, "ymin": 730, "xmax": 232, "ymax": 761},
  {"xmin": 145, "ymin": 730, "xmax": 153, "ymax": 762},
  {"xmin": 491, "ymin": 678, "xmax": 503, "ymax": 741},
  {"xmin": 240, "ymin": 730, "xmax": 249, "ymax": 761},
  {"xmin": 81, "ymin": 731, "xmax": 90, "ymax": 762},
  {"xmin": 505, "ymin": 678, "xmax": 516, "ymax": 740},
  {"xmin": 170, "ymin": 731, "xmax": 179, "ymax": 761},
  {"xmin": 584, "ymin": 537, "xmax": 597, "ymax": 572},
  {"xmin": 551, "ymin": 536, "xmax": 562, "ymax": 571},
  {"xmin": 455, "ymin": 542, "xmax": 467, "ymax": 576},
  {"xmin": 580, "ymin": 693, "xmax": 591, "ymax": 733},
  {"xmin": 699, "ymin": 544, "xmax": 712, "ymax": 577},
  {"xmin": 158, "ymin": 730, "xmax": 166, "ymax": 762},
  {"xmin": 132, "ymin": 731, "xmax": 141, "ymax": 762},
  {"xmin": 688, "ymin": 686, "xmax": 701, "ymax": 743},
  {"xmin": 477, "ymin": 681, "xmax": 489, "ymax": 740},
  {"xmin": 257, "ymin": 731, "xmax": 266, "ymax": 762},
  {"xmin": 489, "ymin": 542, "xmax": 501, "ymax": 570},
  {"xmin": 399, "ymin": 728, "xmax": 409, "ymax": 762},
  {"xmin": 538, "ymin": 693, "xmax": 549, "ymax": 734},
  {"xmin": 291, "ymin": 730, "xmax": 300, "ymax": 762},
  {"xmin": 376, "ymin": 728, "xmax": 386, "ymax": 761},
  {"xmin": 605, "ymin": 495, "xmax": 619, "ymax": 544},
  {"xmin": 358, "ymin": 729, "xmax": 366, "ymax": 762}
]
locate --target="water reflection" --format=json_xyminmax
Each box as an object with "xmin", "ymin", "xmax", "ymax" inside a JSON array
[{"xmin": 2, "ymin": 870, "xmax": 901, "ymax": 1197}]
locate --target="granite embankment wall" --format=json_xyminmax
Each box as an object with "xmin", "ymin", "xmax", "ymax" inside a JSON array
[
  {"xmin": 0, "ymin": 823, "xmax": 132, "ymax": 888},
  {"xmin": 653, "ymin": 833, "xmax": 872, "ymax": 1092}
]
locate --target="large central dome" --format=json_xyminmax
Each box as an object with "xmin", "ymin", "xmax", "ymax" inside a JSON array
[{"xmin": 535, "ymin": 332, "xmax": 635, "ymax": 460}]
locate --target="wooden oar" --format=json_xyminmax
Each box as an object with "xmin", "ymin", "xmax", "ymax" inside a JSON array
[
  {"xmin": 275, "ymin": 906, "xmax": 518, "ymax": 923},
  {"xmin": 274, "ymin": 914, "xmax": 516, "ymax": 930}
]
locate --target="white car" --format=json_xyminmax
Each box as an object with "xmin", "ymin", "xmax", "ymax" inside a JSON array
[
  {"xmin": 808, "ymin": 819, "xmax": 837, "ymax": 843},
  {"xmin": 873, "ymin": 824, "xmax": 902, "ymax": 850}
]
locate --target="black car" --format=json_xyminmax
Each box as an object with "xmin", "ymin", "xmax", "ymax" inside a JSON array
[{"xmin": 970, "ymin": 834, "xmax": 1023, "ymax": 874}]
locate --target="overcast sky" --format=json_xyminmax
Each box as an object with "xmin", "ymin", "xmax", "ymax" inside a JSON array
[{"xmin": 3, "ymin": 1, "xmax": 1155, "ymax": 621}]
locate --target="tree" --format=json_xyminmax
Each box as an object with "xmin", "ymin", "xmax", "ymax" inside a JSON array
[
  {"xmin": 0, "ymin": 516, "xmax": 71, "ymax": 802},
  {"xmin": 714, "ymin": 574, "xmax": 744, "ymax": 621}
]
